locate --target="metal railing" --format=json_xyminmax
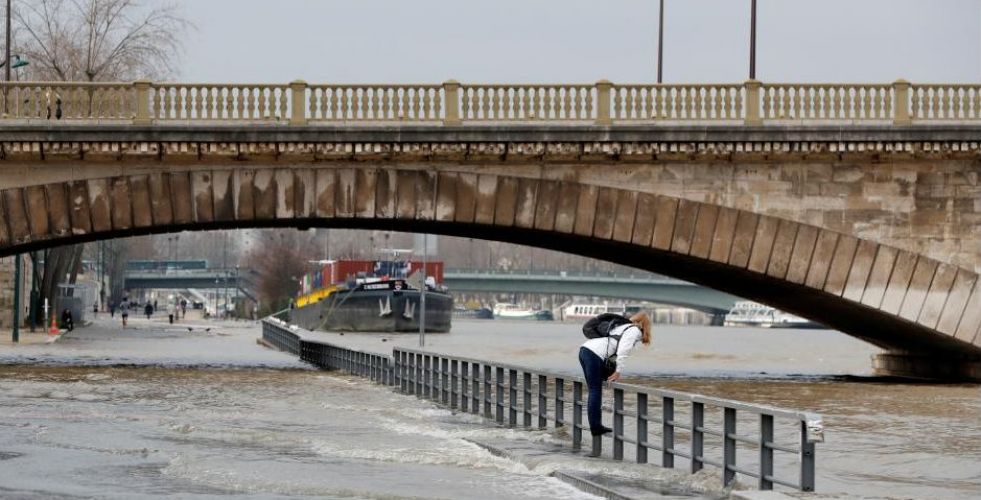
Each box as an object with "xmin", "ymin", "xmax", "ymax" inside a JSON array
[
  {"xmin": 2, "ymin": 79, "xmax": 977, "ymax": 126},
  {"xmin": 262, "ymin": 319, "xmax": 823, "ymax": 492}
]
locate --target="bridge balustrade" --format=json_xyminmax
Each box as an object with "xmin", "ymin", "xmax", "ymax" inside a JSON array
[
  {"xmin": 3, "ymin": 80, "xmax": 977, "ymax": 126},
  {"xmin": 262, "ymin": 318, "xmax": 823, "ymax": 492}
]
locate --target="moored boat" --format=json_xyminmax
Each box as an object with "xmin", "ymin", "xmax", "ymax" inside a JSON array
[
  {"xmin": 290, "ymin": 259, "xmax": 453, "ymax": 333},
  {"xmin": 561, "ymin": 303, "xmax": 626, "ymax": 321},
  {"xmin": 724, "ymin": 301, "xmax": 823, "ymax": 329}
]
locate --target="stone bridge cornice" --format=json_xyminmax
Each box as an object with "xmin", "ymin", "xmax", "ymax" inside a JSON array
[{"xmin": 2, "ymin": 124, "xmax": 980, "ymax": 165}]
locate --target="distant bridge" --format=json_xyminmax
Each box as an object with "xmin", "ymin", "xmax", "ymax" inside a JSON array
[
  {"xmin": 123, "ymin": 268, "xmax": 252, "ymax": 297},
  {"xmin": 443, "ymin": 270, "xmax": 739, "ymax": 315}
]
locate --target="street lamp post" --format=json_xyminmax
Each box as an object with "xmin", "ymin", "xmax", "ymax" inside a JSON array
[
  {"xmin": 5, "ymin": 0, "xmax": 11, "ymax": 85},
  {"xmin": 657, "ymin": 0, "xmax": 664, "ymax": 83},
  {"xmin": 749, "ymin": 0, "xmax": 757, "ymax": 79}
]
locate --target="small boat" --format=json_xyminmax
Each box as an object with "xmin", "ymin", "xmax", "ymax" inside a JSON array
[
  {"xmin": 493, "ymin": 303, "xmax": 538, "ymax": 319},
  {"xmin": 453, "ymin": 307, "xmax": 494, "ymax": 319},
  {"xmin": 562, "ymin": 303, "xmax": 626, "ymax": 321},
  {"xmin": 491, "ymin": 303, "xmax": 554, "ymax": 321}
]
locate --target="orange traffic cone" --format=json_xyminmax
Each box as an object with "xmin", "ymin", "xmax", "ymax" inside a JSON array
[{"xmin": 48, "ymin": 313, "xmax": 60, "ymax": 335}]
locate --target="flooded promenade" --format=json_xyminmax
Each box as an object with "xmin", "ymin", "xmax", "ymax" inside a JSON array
[{"xmin": 0, "ymin": 316, "xmax": 978, "ymax": 499}]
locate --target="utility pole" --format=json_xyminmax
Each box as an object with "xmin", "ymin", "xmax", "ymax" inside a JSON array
[
  {"xmin": 12, "ymin": 253, "xmax": 20, "ymax": 342},
  {"xmin": 418, "ymin": 233, "xmax": 427, "ymax": 347},
  {"xmin": 657, "ymin": 0, "xmax": 664, "ymax": 83},
  {"xmin": 749, "ymin": 0, "xmax": 757, "ymax": 79},
  {"xmin": 3, "ymin": 0, "xmax": 10, "ymax": 116},
  {"xmin": 5, "ymin": 0, "xmax": 11, "ymax": 84}
]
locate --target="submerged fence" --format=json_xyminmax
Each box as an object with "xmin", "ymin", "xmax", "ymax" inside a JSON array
[
  {"xmin": 262, "ymin": 318, "xmax": 823, "ymax": 492},
  {"xmin": 2, "ymin": 79, "xmax": 978, "ymax": 126}
]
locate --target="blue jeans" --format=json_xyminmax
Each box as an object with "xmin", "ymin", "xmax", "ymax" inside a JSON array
[{"xmin": 578, "ymin": 347, "xmax": 606, "ymax": 433}]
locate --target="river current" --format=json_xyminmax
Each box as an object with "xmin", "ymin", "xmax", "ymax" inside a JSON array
[{"xmin": 0, "ymin": 317, "xmax": 978, "ymax": 499}]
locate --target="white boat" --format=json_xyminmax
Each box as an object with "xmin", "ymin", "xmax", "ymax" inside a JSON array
[
  {"xmin": 724, "ymin": 301, "xmax": 823, "ymax": 329},
  {"xmin": 493, "ymin": 303, "xmax": 537, "ymax": 319},
  {"xmin": 562, "ymin": 303, "xmax": 626, "ymax": 321}
]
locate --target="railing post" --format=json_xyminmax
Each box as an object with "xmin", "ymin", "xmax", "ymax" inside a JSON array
[
  {"xmin": 613, "ymin": 388, "xmax": 624, "ymax": 460},
  {"xmin": 555, "ymin": 378, "xmax": 565, "ymax": 428},
  {"xmin": 508, "ymin": 369, "xmax": 518, "ymax": 427},
  {"xmin": 397, "ymin": 351, "xmax": 405, "ymax": 392},
  {"xmin": 451, "ymin": 360, "xmax": 459, "ymax": 409},
  {"xmin": 423, "ymin": 355, "xmax": 431, "ymax": 398},
  {"xmin": 415, "ymin": 354, "xmax": 425, "ymax": 398},
  {"xmin": 523, "ymin": 372, "xmax": 532, "ymax": 427},
  {"xmin": 595, "ymin": 80, "xmax": 612, "ymax": 125},
  {"xmin": 691, "ymin": 402, "xmax": 704, "ymax": 473},
  {"xmin": 442, "ymin": 80, "xmax": 461, "ymax": 125},
  {"xmin": 483, "ymin": 365, "xmax": 492, "ymax": 418},
  {"xmin": 760, "ymin": 414, "xmax": 774, "ymax": 490},
  {"xmin": 471, "ymin": 363, "xmax": 480, "ymax": 414},
  {"xmin": 290, "ymin": 79, "xmax": 308, "ymax": 125},
  {"xmin": 723, "ymin": 407, "xmax": 737, "ymax": 486},
  {"xmin": 893, "ymin": 79, "xmax": 911, "ymax": 125},
  {"xmin": 537, "ymin": 374, "xmax": 547, "ymax": 429},
  {"xmin": 636, "ymin": 392, "xmax": 648, "ymax": 464},
  {"xmin": 496, "ymin": 367, "xmax": 506, "ymax": 424},
  {"xmin": 800, "ymin": 421, "xmax": 816, "ymax": 492},
  {"xmin": 441, "ymin": 358, "xmax": 450, "ymax": 404},
  {"xmin": 133, "ymin": 80, "xmax": 152, "ymax": 125},
  {"xmin": 744, "ymin": 79, "xmax": 762, "ymax": 126},
  {"xmin": 572, "ymin": 381, "xmax": 583, "ymax": 450},
  {"xmin": 663, "ymin": 396, "xmax": 674, "ymax": 468}
]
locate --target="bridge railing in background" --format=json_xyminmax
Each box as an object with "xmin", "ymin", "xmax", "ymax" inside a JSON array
[
  {"xmin": 307, "ymin": 84, "xmax": 444, "ymax": 122},
  {"xmin": 0, "ymin": 82, "xmax": 136, "ymax": 121},
  {"xmin": 147, "ymin": 83, "xmax": 291, "ymax": 122},
  {"xmin": 262, "ymin": 318, "xmax": 823, "ymax": 492},
  {"xmin": 3, "ymin": 80, "xmax": 978, "ymax": 127}
]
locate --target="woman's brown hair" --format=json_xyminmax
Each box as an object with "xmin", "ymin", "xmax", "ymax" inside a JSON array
[{"xmin": 630, "ymin": 312, "xmax": 652, "ymax": 345}]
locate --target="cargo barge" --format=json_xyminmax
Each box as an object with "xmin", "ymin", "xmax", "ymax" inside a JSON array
[{"xmin": 290, "ymin": 259, "xmax": 453, "ymax": 333}]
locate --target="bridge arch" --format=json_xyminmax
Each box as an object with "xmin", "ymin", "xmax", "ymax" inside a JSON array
[{"xmin": 1, "ymin": 166, "xmax": 979, "ymax": 378}]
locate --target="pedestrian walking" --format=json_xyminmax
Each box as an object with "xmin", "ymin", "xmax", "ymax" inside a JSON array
[
  {"xmin": 93, "ymin": 303, "xmax": 98, "ymax": 318},
  {"xmin": 119, "ymin": 298, "xmax": 129, "ymax": 327},
  {"xmin": 578, "ymin": 312, "xmax": 652, "ymax": 445},
  {"xmin": 144, "ymin": 302, "xmax": 154, "ymax": 320},
  {"xmin": 60, "ymin": 308, "xmax": 74, "ymax": 332},
  {"xmin": 168, "ymin": 301, "xmax": 176, "ymax": 324}
]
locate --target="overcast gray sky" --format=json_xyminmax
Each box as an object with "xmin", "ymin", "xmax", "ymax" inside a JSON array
[{"xmin": 176, "ymin": 0, "xmax": 979, "ymax": 83}]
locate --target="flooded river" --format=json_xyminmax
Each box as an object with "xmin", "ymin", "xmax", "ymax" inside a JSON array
[{"xmin": 0, "ymin": 317, "xmax": 978, "ymax": 499}]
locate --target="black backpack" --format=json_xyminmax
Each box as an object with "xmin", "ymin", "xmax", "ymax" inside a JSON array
[{"xmin": 582, "ymin": 313, "xmax": 631, "ymax": 339}]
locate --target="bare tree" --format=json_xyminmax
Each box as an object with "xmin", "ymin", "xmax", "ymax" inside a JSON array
[
  {"xmin": 15, "ymin": 0, "xmax": 188, "ymax": 82},
  {"xmin": 10, "ymin": 0, "xmax": 189, "ymax": 314},
  {"xmin": 245, "ymin": 230, "xmax": 320, "ymax": 315}
]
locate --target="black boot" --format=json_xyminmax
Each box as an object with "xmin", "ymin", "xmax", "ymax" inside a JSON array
[{"xmin": 590, "ymin": 426, "xmax": 613, "ymax": 437}]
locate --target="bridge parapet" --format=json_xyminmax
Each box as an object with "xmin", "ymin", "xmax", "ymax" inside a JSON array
[{"xmin": 2, "ymin": 80, "xmax": 978, "ymax": 126}]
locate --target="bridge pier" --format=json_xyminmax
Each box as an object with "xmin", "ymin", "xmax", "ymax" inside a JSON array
[{"xmin": 872, "ymin": 353, "xmax": 981, "ymax": 382}]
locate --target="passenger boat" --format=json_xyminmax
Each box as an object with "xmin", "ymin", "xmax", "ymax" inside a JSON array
[
  {"xmin": 491, "ymin": 303, "xmax": 553, "ymax": 321},
  {"xmin": 724, "ymin": 301, "xmax": 823, "ymax": 329},
  {"xmin": 562, "ymin": 303, "xmax": 627, "ymax": 321},
  {"xmin": 290, "ymin": 259, "xmax": 453, "ymax": 332}
]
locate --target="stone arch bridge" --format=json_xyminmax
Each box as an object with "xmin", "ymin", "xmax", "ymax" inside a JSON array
[{"xmin": 0, "ymin": 79, "xmax": 979, "ymax": 380}]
